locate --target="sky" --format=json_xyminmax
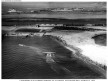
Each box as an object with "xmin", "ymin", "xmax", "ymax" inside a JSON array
[{"xmin": 2, "ymin": 2, "xmax": 106, "ymax": 10}]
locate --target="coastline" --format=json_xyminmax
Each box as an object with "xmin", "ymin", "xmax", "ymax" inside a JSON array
[{"xmin": 49, "ymin": 34, "xmax": 106, "ymax": 78}]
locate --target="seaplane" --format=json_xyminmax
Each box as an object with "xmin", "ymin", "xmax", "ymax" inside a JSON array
[
  {"xmin": 43, "ymin": 52, "xmax": 56, "ymax": 57},
  {"xmin": 43, "ymin": 52, "xmax": 56, "ymax": 63}
]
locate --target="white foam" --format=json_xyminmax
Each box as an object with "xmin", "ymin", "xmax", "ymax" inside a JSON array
[
  {"xmin": 49, "ymin": 31, "xmax": 107, "ymax": 65},
  {"xmin": 78, "ymin": 44, "xmax": 107, "ymax": 65}
]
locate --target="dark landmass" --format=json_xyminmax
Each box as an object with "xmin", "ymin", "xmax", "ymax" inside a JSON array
[
  {"xmin": 2, "ymin": 18, "xmax": 106, "ymax": 26},
  {"xmin": 15, "ymin": 29, "xmax": 40, "ymax": 33},
  {"xmin": 92, "ymin": 34, "xmax": 107, "ymax": 46},
  {"xmin": 53, "ymin": 26, "xmax": 105, "ymax": 31}
]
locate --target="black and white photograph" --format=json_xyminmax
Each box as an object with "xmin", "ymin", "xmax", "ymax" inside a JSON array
[{"xmin": 2, "ymin": 1, "xmax": 107, "ymax": 79}]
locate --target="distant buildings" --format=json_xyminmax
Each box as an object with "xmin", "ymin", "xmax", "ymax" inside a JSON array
[
  {"xmin": 50, "ymin": 7, "xmax": 85, "ymax": 12},
  {"xmin": 6, "ymin": 7, "xmax": 106, "ymax": 14},
  {"xmin": 8, "ymin": 9, "xmax": 17, "ymax": 13},
  {"xmin": 8, "ymin": 9, "xmax": 23, "ymax": 14},
  {"xmin": 51, "ymin": 8, "xmax": 73, "ymax": 11}
]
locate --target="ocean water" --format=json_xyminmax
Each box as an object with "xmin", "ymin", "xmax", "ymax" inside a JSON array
[
  {"xmin": 2, "ymin": 13, "xmax": 106, "ymax": 19},
  {"xmin": 2, "ymin": 36, "xmax": 104, "ymax": 79}
]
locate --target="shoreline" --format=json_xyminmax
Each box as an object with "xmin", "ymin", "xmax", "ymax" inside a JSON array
[{"xmin": 49, "ymin": 35, "xmax": 106, "ymax": 78}]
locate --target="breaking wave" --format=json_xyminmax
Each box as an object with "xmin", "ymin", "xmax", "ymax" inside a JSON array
[{"xmin": 47, "ymin": 30, "xmax": 107, "ymax": 66}]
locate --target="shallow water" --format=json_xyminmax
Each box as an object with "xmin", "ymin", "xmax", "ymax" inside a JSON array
[{"xmin": 2, "ymin": 36, "xmax": 104, "ymax": 79}]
